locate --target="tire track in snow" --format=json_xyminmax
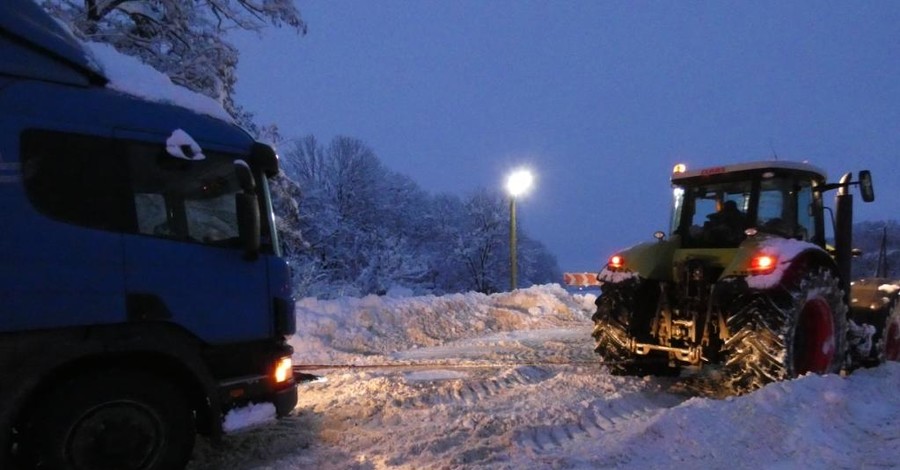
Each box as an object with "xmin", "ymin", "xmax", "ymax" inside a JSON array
[
  {"xmin": 398, "ymin": 365, "xmax": 557, "ymax": 409},
  {"xmin": 513, "ymin": 390, "xmax": 679, "ymax": 453}
]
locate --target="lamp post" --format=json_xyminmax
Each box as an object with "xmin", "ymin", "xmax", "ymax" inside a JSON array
[{"xmin": 506, "ymin": 169, "xmax": 533, "ymax": 291}]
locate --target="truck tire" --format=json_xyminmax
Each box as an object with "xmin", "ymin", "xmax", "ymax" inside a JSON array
[
  {"xmin": 592, "ymin": 280, "xmax": 671, "ymax": 375},
  {"xmin": 21, "ymin": 369, "xmax": 195, "ymax": 470},
  {"xmin": 877, "ymin": 298, "xmax": 900, "ymax": 362},
  {"xmin": 722, "ymin": 266, "xmax": 847, "ymax": 394}
]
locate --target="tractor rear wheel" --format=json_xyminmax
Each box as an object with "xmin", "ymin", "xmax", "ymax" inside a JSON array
[
  {"xmin": 722, "ymin": 266, "xmax": 847, "ymax": 394},
  {"xmin": 592, "ymin": 280, "xmax": 673, "ymax": 375},
  {"xmin": 591, "ymin": 289, "xmax": 634, "ymax": 374}
]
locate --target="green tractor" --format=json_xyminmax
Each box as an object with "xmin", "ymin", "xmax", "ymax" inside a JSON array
[{"xmin": 591, "ymin": 160, "xmax": 899, "ymax": 394}]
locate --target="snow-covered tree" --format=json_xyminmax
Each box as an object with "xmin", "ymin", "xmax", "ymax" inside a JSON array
[
  {"xmin": 41, "ymin": 0, "xmax": 305, "ymax": 128},
  {"xmin": 275, "ymin": 134, "xmax": 561, "ymax": 298},
  {"xmin": 455, "ymin": 189, "xmax": 508, "ymax": 294}
]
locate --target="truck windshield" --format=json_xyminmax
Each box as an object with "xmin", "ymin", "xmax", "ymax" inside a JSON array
[
  {"xmin": 132, "ymin": 151, "xmax": 240, "ymax": 245},
  {"xmin": 129, "ymin": 145, "xmax": 278, "ymax": 252}
]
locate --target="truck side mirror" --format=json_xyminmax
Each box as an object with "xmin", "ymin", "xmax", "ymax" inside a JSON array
[
  {"xmin": 235, "ymin": 160, "xmax": 256, "ymax": 192},
  {"xmin": 859, "ymin": 170, "xmax": 874, "ymax": 203},
  {"xmin": 234, "ymin": 160, "xmax": 260, "ymax": 258}
]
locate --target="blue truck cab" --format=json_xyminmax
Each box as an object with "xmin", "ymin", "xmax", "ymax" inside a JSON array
[{"xmin": 0, "ymin": 2, "xmax": 297, "ymax": 468}]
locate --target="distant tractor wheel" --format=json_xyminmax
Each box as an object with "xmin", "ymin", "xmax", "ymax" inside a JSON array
[
  {"xmin": 592, "ymin": 280, "xmax": 672, "ymax": 375},
  {"xmin": 20, "ymin": 369, "xmax": 195, "ymax": 470},
  {"xmin": 591, "ymin": 289, "xmax": 634, "ymax": 374},
  {"xmin": 722, "ymin": 266, "xmax": 847, "ymax": 394},
  {"xmin": 878, "ymin": 299, "xmax": 900, "ymax": 362}
]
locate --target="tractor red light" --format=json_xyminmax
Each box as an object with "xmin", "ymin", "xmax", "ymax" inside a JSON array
[
  {"xmin": 608, "ymin": 255, "xmax": 624, "ymax": 270},
  {"xmin": 749, "ymin": 255, "xmax": 777, "ymax": 274}
]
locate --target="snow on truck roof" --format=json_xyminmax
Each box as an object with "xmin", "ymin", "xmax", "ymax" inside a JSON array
[
  {"xmin": 671, "ymin": 160, "xmax": 827, "ymax": 183},
  {"xmin": 0, "ymin": 0, "xmax": 106, "ymax": 84},
  {"xmin": 1, "ymin": 0, "xmax": 232, "ymax": 123}
]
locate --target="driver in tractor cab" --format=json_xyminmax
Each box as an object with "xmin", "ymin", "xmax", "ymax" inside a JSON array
[{"xmin": 704, "ymin": 199, "xmax": 747, "ymax": 246}]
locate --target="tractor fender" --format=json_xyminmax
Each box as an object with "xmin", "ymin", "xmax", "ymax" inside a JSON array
[
  {"xmin": 720, "ymin": 235, "xmax": 835, "ymax": 290},
  {"xmin": 597, "ymin": 236, "xmax": 680, "ymax": 284}
]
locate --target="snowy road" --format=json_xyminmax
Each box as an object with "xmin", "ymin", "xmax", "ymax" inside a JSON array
[
  {"xmin": 189, "ymin": 326, "xmax": 689, "ymax": 469},
  {"xmin": 187, "ymin": 286, "xmax": 900, "ymax": 469}
]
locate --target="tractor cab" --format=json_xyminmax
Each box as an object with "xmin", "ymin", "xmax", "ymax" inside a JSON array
[{"xmin": 669, "ymin": 161, "xmax": 828, "ymax": 249}]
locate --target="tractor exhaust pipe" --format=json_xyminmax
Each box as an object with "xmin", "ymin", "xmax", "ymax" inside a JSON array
[{"xmin": 834, "ymin": 172, "xmax": 853, "ymax": 301}]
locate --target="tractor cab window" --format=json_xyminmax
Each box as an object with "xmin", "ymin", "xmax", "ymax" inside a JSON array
[
  {"xmin": 755, "ymin": 175, "xmax": 814, "ymax": 241},
  {"xmin": 675, "ymin": 180, "xmax": 752, "ymax": 248}
]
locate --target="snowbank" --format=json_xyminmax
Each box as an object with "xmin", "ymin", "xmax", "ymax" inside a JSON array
[{"xmin": 291, "ymin": 284, "xmax": 597, "ymax": 364}]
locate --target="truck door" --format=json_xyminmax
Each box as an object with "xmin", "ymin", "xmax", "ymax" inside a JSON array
[{"xmin": 118, "ymin": 132, "xmax": 271, "ymax": 343}]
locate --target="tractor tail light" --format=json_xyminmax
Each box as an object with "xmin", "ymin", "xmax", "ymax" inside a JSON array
[{"xmin": 749, "ymin": 254, "xmax": 777, "ymax": 274}]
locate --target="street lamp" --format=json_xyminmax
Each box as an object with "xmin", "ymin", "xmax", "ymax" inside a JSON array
[{"xmin": 506, "ymin": 169, "xmax": 533, "ymax": 291}]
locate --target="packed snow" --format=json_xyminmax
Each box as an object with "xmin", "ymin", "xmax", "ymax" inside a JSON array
[
  {"xmin": 189, "ymin": 285, "xmax": 900, "ymax": 469},
  {"xmin": 165, "ymin": 129, "xmax": 207, "ymax": 161},
  {"xmin": 82, "ymin": 41, "xmax": 233, "ymax": 122}
]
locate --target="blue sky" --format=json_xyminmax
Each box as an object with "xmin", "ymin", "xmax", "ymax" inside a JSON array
[{"xmin": 232, "ymin": 1, "xmax": 900, "ymax": 272}]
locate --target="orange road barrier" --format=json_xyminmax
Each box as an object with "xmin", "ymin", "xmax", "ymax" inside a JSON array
[{"xmin": 563, "ymin": 272, "xmax": 601, "ymax": 287}]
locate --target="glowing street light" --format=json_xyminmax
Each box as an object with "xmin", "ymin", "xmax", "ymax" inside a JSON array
[{"xmin": 506, "ymin": 169, "xmax": 534, "ymax": 290}]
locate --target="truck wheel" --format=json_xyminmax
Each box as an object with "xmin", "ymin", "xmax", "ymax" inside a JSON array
[
  {"xmin": 723, "ymin": 267, "xmax": 847, "ymax": 394},
  {"xmin": 878, "ymin": 299, "xmax": 900, "ymax": 362},
  {"xmin": 592, "ymin": 281, "xmax": 672, "ymax": 375},
  {"xmin": 22, "ymin": 369, "xmax": 195, "ymax": 470}
]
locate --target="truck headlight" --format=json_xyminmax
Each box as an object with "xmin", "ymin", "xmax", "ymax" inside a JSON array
[{"xmin": 274, "ymin": 356, "xmax": 293, "ymax": 383}]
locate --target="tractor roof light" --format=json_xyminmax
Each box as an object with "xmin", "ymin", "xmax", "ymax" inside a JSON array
[
  {"xmin": 673, "ymin": 163, "xmax": 687, "ymax": 174},
  {"xmin": 608, "ymin": 255, "xmax": 625, "ymax": 270}
]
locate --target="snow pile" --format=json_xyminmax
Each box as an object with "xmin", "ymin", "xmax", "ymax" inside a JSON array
[
  {"xmin": 880, "ymin": 283, "xmax": 900, "ymax": 295},
  {"xmin": 223, "ymin": 403, "xmax": 276, "ymax": 433},
  {"xmin": 291, "ymin": 284, "xmax": 596, "ymax": 365},
  {"xmin": 535, "ymin": 363, "xmax": 900, "ymax": 469}
]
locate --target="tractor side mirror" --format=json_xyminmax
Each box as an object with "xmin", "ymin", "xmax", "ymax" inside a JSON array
[{"xmin": 859, "ymin": 170, "xmax": 874, "ymax": 203}]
